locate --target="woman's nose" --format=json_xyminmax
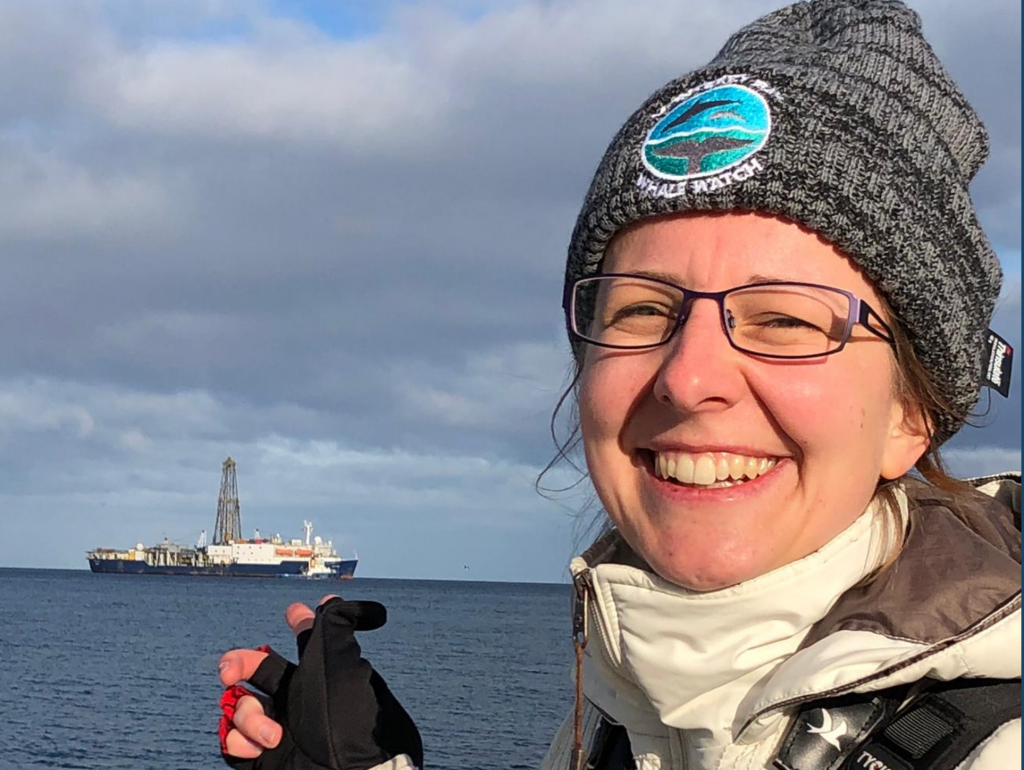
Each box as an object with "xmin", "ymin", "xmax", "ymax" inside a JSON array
[{"xmin": 651, "ymin": 299, "xmax": 746, "ymax": 413}]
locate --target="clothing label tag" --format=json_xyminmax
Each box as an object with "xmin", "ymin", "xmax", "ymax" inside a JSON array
[
  {"xmin": 982, "ymin": 329, "xmax": 1013, "ymax": 397},
  {"xmin": 842, "ymin": 742, "xmax": 912, "ymax": 770}
]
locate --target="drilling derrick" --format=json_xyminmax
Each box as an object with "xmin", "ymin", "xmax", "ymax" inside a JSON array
[{"xmin": 213, "ymin": 457, "xmax": 242, "ymax": 545}]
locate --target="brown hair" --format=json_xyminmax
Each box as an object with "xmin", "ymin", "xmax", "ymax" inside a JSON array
[{"xmin": 871, "ymin": 294, "xmax": 975, "ymax": 570}]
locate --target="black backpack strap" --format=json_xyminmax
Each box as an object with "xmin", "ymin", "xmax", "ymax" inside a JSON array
[
  {"xmin": 774, "ymin": 679, "xmax": 1020, "ymax": 770},
  {"xmin": 844, "ymin": 679, "xmax": 1021, "ymax": 770},
  {"xmin": 586, "ymin": 718, "xmax": 635, "ymax": 770}
]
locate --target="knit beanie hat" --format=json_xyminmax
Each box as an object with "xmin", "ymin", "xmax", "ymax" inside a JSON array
[{"xmin": 565, "ymin": 0, "xmax": 1003, "ymax": 444}]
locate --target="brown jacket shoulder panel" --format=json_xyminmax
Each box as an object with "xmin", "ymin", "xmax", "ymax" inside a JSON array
[{"xmin": 804, "ymin": 478, "xmax": 1021, "ymax": 648}]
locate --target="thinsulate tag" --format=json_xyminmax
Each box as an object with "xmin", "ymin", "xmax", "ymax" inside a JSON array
[{"xmin": 982, "ymin": 329, "xmax": 1013, "ymax": 397}]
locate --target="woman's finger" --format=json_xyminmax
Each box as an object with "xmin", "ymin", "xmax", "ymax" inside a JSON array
[
  {"xmin": 233, "ymin": 694, "xmax": 282, "ymax": 749},
  {"xmin": 224, "ymin": 726, "xmax": 264, "ymax": 759},
  {"xmin": 284, "ymin": 602, "xmax": 315, "ymax": 636},
  {"xmin": 218, "ymin": 649, "xmax": 269, "ymax": 687},
  {"xmin": 284, "ymin": 594, "xmax": 339, "ymax": 636}
]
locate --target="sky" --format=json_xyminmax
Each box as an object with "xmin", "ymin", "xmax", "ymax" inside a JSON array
[{"xmin": 0, "ymin": 0, "xmax": 1018, "ymax": 582}]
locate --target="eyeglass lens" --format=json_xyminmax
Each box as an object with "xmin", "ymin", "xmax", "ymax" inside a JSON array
[{"xmin": 573, "ymin": 276, "xmax": 852, "ymax": 357}]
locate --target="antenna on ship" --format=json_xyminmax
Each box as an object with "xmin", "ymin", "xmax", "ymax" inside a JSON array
[{"xmin": 213, "ymin": 457, "xmax": 242, "ymax": 545}]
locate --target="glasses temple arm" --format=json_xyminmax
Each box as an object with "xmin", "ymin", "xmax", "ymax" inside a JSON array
[{"xmin": 857, "ymin": 300, "xmax": 896, "ymax": 344}]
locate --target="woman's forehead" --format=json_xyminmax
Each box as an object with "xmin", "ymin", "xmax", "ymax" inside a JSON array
[{"xmin": 603, "ymin": 213, "xmax": 881, "ymax": 297}]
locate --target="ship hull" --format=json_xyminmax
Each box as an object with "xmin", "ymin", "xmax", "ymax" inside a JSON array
[{"xmin": 88, "ymin": 558, "xmax": 358, "ymax": 579}]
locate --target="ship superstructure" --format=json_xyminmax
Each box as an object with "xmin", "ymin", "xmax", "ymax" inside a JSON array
[{"xmin": 87, "ymin": 458, "xmax": 357, "ymax": 579}]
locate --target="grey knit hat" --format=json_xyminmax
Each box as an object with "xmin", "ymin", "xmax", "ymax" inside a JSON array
[{"xmin": 565, "ymin": 0, "xmax": 1002, "ymax": 444}]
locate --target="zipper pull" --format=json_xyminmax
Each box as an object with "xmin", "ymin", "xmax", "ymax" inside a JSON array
[{"xmin": 572, "ymin": 569, "xmax": 591, "ymax": 648}]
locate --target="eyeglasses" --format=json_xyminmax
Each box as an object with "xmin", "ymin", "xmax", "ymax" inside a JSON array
[{"xmin": 565, "ymin": 274, "xmax": 895, "ymax": 359}]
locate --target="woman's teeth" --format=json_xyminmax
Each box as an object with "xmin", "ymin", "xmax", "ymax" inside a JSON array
[{"xmin": 653, "ymin": 451, "xmax": 777, "ymax": 488}]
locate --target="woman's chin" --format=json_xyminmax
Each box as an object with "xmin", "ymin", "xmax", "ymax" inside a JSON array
[
  {"xmin": 654, "ymin": 566, "xmax": 751, "ymax": 592},
  {"xmin": 643, "ymin": 543, "xmax": 772, "ymax": 592}
]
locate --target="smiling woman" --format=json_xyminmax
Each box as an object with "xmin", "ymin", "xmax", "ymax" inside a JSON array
[
  {"xmin": 574, "ymin": 213, "xmax": 927, "ymax": 592},
  {"xmin": 212, "ymin": 2, "xmax": 1020, "ymax": 769}
]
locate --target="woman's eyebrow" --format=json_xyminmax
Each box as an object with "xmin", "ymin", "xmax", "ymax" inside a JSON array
[
  {"xmin": 746, "ymin": 273, "xmax": 793, "ymax": 284},
  {"xmin": 617, "ymin": 269, "xmax": 794, "ymax": 284},
  {"xmin": 624, "ymin": 269, "xmax": 683, "ymax": 282}
]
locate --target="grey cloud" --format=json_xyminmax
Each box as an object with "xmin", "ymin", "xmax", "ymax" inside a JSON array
[
  {"xmin": 0, "ymin": 376, "xmax": 579, "ymax": 578},
  {"xmin": 943, "ymin": 447, "xmax": 1021, "ymax": 478},
  {"xmin": 0, "ymin": 3, "xmax": 102, "ymax": 123},
  {"xmin": 0, "ymin": 0, "xmax": 1018, "ymax": 575},
  {"xmin": 922, "ymin": 0, "xmax": 1022, "ymax": 250}
]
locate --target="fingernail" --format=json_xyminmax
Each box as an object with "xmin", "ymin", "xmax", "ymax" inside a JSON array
[
  {"xmin": 218, "ymin": 661, "xmax": 231, "ymax": 675},
  {"xmin": 259, "ymin": 726, "xmax": 277, "ymax": 747}
]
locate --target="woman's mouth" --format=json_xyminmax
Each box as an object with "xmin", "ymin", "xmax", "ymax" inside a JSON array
[{"xmin": 640, "ymin": 449, "xmax": 779, "ymax": 490}]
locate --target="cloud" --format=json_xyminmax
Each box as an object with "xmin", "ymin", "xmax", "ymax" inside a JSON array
[
  {"xmin": 0, "ymin": 0, "xmax": 1018, "ymax": 578},
  {"xmin": 0, "ymin": 375, "xmax": 580, "ymax": 579},
  {"xmin": 942, "ymin": 447, "xmax": 1021, "ymax": 479},
  {"xmin": 392, "ymin": 342, "xmax": 568, "ymax": 430},
  {"xmin": 87, "ymin": 41, "xmax": 449, "ymax": 148},
  {"xmin": 0, "ymin": 387, "xmax": 95, "ymax": 438},
  {"xmin": 922, "ymin": 0, "xmax": 1021, "ymax": 250},
  {"xmin": 0, "ymin": 145, "xmax": 175, "ymax": 241}
]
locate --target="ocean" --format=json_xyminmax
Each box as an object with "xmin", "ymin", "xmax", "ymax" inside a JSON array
[{"xmin": 0, "ymin": 569, "xmax": 574, "ymax": 770}]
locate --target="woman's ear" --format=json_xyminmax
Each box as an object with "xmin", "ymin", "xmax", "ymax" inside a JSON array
[{"xmin": 880, "ymin": 400, "xmax": 931, "ymax": 480}]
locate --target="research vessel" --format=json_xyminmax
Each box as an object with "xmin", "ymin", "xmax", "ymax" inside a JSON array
[{"xmin": 87, "ymin": 458, "xmax": 357, "ymax": 579}]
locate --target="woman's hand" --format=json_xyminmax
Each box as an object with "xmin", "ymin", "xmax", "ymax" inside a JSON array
[
  {"xmin": 218, "ymin": 598, "xmax": 324, "ymax": 759},
  {"xmin": 215, "ymin": 594, "xmax": 423, "ymax": 770}
]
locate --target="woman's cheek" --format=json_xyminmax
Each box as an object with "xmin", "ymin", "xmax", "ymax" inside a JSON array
[
  {"xmin": 579, "ymin": 358, "xmax": 637, "ymax": 436},
  {"xmin": 752, "ymin": 372, "xmax": 832, "ymax": 438},
  {"xmin": 758, "ymin": 367, "xmax": 890, "ymax": 486}
]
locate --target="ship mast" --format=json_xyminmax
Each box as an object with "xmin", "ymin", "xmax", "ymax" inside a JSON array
[{"xmin": 213, "ymin": 457, "xmax": 242, "ymax": 545}]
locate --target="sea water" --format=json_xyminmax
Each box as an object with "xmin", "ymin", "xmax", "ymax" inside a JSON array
[{"xmin": 0, "ymin": 569, "xmax": 573, "ymax": 770}]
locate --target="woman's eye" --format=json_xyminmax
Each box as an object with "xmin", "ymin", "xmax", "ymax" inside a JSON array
[
  {"xmin": 756, "ymin": 314, "xmax": 822, "ymax": 331},
  {"xmin": 614, "ymin": 303, "xmax": 671, "ymax": 320}
]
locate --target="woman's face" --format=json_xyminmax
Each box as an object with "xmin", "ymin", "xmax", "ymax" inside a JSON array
[{"xmin": 577, "ymin": 213, "xmax": 928, "ymax": 591}]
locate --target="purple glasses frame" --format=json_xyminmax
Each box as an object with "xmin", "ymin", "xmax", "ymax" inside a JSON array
[{"xmin": 564, "ymin": 273, "xmax": 896, "ymax": 360}]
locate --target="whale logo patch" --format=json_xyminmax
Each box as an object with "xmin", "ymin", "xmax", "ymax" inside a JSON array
[{"xmin": 642, "ymin": 83, "xmax": 771, "ymax": 181}]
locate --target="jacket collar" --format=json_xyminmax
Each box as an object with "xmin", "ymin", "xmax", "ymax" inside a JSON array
[{"xmin": 573, "ymin": 475, "xmax": 1022, "ymax": 746}]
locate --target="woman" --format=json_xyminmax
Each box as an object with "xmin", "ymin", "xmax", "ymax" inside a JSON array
[{"xmin": 217, "ymin": 1, "xmax": 1020, "ymax": 768}]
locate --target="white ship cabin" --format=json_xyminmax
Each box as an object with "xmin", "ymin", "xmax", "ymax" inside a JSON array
[{"xmin": 204, "ymin": 521, "xmax": 337, "ymax": 565}]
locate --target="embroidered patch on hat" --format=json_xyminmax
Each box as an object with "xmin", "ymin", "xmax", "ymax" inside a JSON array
[
  {"xmin": 643, "ymin": 82, "xmax": 771, "ymax": 181},
  {"xmin": 635, "ymin": 76, "xmax": 775, "ymax": 200}
]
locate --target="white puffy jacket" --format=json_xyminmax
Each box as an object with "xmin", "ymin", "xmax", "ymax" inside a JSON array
[{"xmin": 541, "ymin": 475, "xmax": 1021, "ymax": 770}]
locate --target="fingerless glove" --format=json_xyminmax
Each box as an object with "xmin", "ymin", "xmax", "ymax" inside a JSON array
[{"xmin": 221, "ymin": 598, "xmax": 423, "ymax": 770}]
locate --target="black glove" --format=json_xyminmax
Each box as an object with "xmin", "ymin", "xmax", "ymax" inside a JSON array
[{"xmin": 221, "ymin": 597, "xmax": 423, "ymax": 770}]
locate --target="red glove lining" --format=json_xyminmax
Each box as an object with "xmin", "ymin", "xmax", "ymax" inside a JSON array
[
  {"xmin": 219, "ymin": 645, "xmax": 273, "ymax": 755},
  {"xmin": 219, "ymin": 684, "xmax": 254, "ymax": 754}
]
